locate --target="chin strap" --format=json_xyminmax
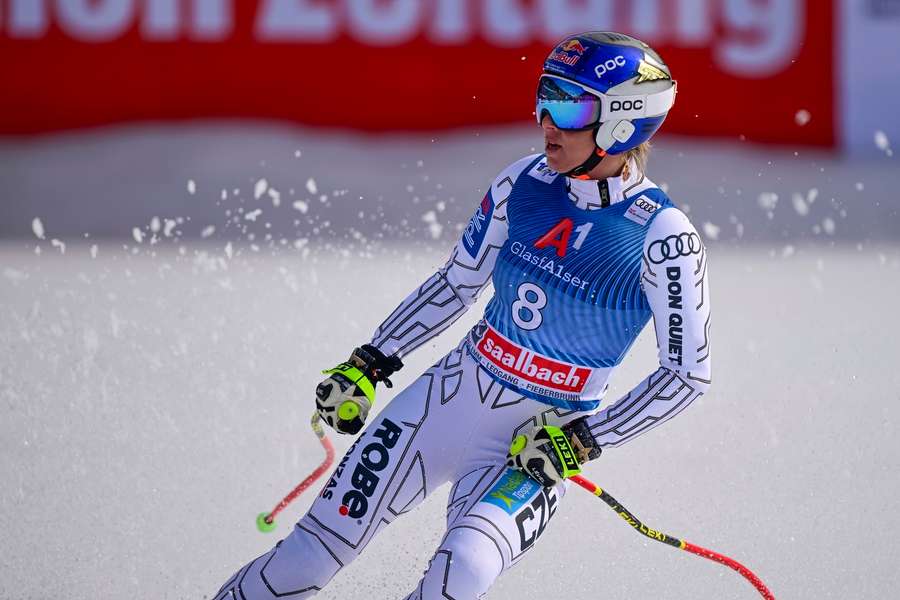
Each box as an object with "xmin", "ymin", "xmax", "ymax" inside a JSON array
[{"xmin": 564, "ymin": 145, "xmax": 608, "ymax": 180}]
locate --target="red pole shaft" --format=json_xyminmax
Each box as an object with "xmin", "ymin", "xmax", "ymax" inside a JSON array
[{"xmin": 264, "ymin": 416, "xmax": 336, "ymax": 525}]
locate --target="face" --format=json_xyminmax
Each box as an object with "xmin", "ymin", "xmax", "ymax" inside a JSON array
[{"xmin": 540, "ymin": 114, "xmax": 598, "ymax": 173}]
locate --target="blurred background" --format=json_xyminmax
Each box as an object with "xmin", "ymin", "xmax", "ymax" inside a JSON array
[
  {"xmin": 2, "ymin": 2, "xmax": 900, "ymax": 599},
  {"xmin": 1, "ymin": 0, "xmax": 898, "ymax": 243}
]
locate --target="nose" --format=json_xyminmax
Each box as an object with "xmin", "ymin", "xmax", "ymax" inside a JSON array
[{"xmin": 540, "ymin": 113, "xmax": 559, "ymax": 132}]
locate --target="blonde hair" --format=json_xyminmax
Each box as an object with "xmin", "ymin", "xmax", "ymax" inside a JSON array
[{"xmin": 622, "ymin": 141, "xmax": 652, "ymax": 179}]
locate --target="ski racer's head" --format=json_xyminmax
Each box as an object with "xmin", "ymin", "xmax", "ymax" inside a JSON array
[{"xmin": 537, "ymin": 32, "xmax": 676, "ymax": 179}]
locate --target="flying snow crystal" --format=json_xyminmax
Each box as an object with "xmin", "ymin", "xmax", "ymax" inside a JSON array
[
  {"xmin": 822, "ymin": 217, "xmax": 836, "ymax": 235},
  {"xmin": 294, "ymin": 150, "xmax": 302, "ymax": 158},
  {"xmin": 268, "ymin": 188, "xmax": 281, "ymax": 207},
  {"xmin": 874, "ymin": 130, "xmax": 893, "ymax": 156},
  {"xmin": 421, "ymin": 211, "xmax": 443, "ymax": 239},
  {"xmin": 31, "ymin": 218, "xmax": 46, "ymax": 240},
  {"xmin": 224, "ymin": 241, "xmax": 234, "ymax": 259},
  {"xmin": 855, "ymin": 182, "xmax": 865, "ymax": 191},
  {"xmin": 792, "ymin": 193, "xmax": 810, "ymax": 216},
  {"xmin": 794, "ymin": 109, "xmax": 811, "ymax": 126},
  {"xmin": 90, "ymin": 244, "xmax": 98, "ymax": 258},
  {"xmin": 702, "ymin": 222, "xmax": 721, "ymax": 240},
  {"xmin": 201, "ymin": 226, "xmax": 216, "ymax": 238},
  {"xmin": 150, "ymin": 217, "xmax": 161, "ymax": 233},
  {"xmin": 782, "ymin": 245, "xmax": 795, "ymax": 258},
  {"xmin": 306, "ymin": 178, "xmax": 318, "ymax": 194},
  {"xmin": 254, "ymin": 178, "xmax": 268, "ymax": 200},
  {"xmin": 187, "ymin": 179, "xmax": 197, "ymax": 195},
  {"xmin": 163, "ymin": 219, "xmax": 177, "ymax": 237},
  {"xmin": 51, "ymin": 239, "xmax": 66, "ymax": 254},
  {"xmin": 757, "ymin": 192, "xmax": 779, "ymax": 211},
  {"xmin": 244, "ymin": 209, "xmax": 262, "ymax": 222},
  {"xmin": 132, "ymin": 228, "xmax": 144, "ymax": 243},
  {"xmin": 292, "ymin": 200, "xmax": 308, "ymax": 213}
]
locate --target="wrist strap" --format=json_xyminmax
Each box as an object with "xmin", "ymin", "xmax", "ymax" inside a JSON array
[
  {"xmin": 563, "ymin": 418, "xmax": 602, "ymax": 463},
  {"xmin": 352, "ymin": 344, "xmax": 404, "ymax": 388}
]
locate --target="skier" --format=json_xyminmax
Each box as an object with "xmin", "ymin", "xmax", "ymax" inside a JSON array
[{"xmin": 215, "ymin": 31, "xmax": 710, "ymax": 599}]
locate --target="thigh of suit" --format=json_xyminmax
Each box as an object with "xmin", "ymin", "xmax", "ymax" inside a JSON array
[
  {"xmin": 401, "ymin": 360, "xmax": 592, "ymax": 600},
  {"xmin": 213, "ymin": 340, "xmax": 590, "ymax": 599}
]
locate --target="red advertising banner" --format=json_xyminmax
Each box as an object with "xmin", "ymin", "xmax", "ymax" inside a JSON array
[{"xmin": 0, "ymin": 0, "xmax": 834, "ymax": 146}]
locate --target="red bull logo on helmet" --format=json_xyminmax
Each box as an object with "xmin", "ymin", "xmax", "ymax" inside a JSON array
[
  {"xmin": 549, "ymin": 38, "xmax": 586, "ymax": 66},
  {"xmin": 560, "ymin": 40, "xmax": 586, "ymax": 54}
]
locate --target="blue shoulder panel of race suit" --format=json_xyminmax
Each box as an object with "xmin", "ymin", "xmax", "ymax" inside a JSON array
[{"xmin": 483, "ymin": 156, "xmax": 674, "ymax": 371}]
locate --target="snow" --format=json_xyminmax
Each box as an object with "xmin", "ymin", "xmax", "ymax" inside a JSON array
[
  {"xmin": 31, "ymin": 217, "xmax": 45, "ymax": 240},
  {"xmin": 701, "ymin": 221, "xmax": 720, "ymax": 240},
  {"xmin": 2, "ymin": 123, "xmax": 900, "ymax": 599},
  {"xmin": 254, "ymin": 178, "xmax": 268, "ymax": 200},
  {"xmin": 874, "ymin": 130, "xmax": 893, "ymax": 156},
  {"xmin": 1, "ymin": 241, "xmax": 899, "ymax": 599},
  {"xmin": 757, "ymin": 192, "xmax": 778, "ymax": 211},
  {"xmin": 5, "ymin": 124, "xmax": 898, "ymax": 247}
]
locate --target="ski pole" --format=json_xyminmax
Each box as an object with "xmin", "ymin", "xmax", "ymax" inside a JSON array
[
  {"xmin": 256, "ymin": 412, "xmax": 335, "ymax": 533},
  {"xmin": 569, "ymin": 474, "xmax": 775, "ymax": 599}
]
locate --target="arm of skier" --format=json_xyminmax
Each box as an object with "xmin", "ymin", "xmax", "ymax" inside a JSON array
[
  {"xmin": 584, "ymin": 207, "xmax": 712, "ymax": 448},
  {"xmin": 366, "ymin": 156, "xmax": 535, "ymax": 358},
  {"xmin": 315, "ymin": 156, "xmax": 537, "ymax": 434}
]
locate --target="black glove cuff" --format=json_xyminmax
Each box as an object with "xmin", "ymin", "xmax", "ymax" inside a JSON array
[
  {"xmin": 562, "ymin": 417, "xmax": 602, "ymax": 463},
  {"xmin": 353, "ymin": 344, "xmax": 404, "ymax": 387}
]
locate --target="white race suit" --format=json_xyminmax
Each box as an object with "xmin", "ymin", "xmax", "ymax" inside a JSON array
[{"xmin": 214, "ymin": 154, "xmax": 712, "ymax": 599}]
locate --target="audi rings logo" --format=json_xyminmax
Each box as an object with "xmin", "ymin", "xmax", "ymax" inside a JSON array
[{"xmin": 647, "ymin": 233, "xmax": 703, "ymax": 264}]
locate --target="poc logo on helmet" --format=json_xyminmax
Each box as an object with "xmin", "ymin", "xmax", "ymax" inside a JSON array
[
  {"xmin": 594, "ymin": 55, "xmax": 626, "ymax": 78},
  {"xmin": 608, "ymin": 99, "xmax": 644, "ymax": 113}
]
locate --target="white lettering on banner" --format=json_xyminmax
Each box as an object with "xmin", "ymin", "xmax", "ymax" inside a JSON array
[
  {"xmin": 537, "ymin": 0, "xmax": 613, "ymax": 41},
  {"xmin": 2, "ymin": 0, "xmax": 805, "ymax": 78},
  {"xmin": 676, "ymin": 0, "xmax": 712, "ymax": 45},
  {"xmin": 57, "ymin": 0, "xmax": 134, "ymax": 41},
  {"xmin": 142, "ymin": 0, "xmax": 231, "ymax": 40},
  {"xmin": 6, "ymin": 0, "xmax": 49, "ymax": 37},
  {"xmin": 144, "ymin": 0, "xmax": 178, "ymax": 39},
  {"xmin": 629, "ymin": 0, "xmax": 662, "ymax": 40},
  {"xmin": 429, "ymin": 0, "xmax": 471, "ymax": 44},
  {"xmin": 256, "ymin": 0, "xmax": 337, "ymax": 42},
  {"xmin": 192, "ymin": 0, "xmax": 231, "ymax": 39},
  {"xmin": 483, "ymin": 0, "xmax": 528, "ymax": 46},
  {"xmin": 718, "ymin": 0, "xmax": 801, "ymax": 77},
  {"xmin": 347, "ymin": 0, "xmax": 420, "ymax": 45}
]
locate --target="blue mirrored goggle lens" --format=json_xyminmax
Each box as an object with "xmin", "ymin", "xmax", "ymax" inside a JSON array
[{"xmin": 536, "ymin": 77, "xmax": 602, "ymax": 130}]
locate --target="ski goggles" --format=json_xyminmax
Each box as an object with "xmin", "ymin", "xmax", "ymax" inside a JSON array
[{"xmin": 536, "ymin": 74, "xmax": 676, "ymax": 130}]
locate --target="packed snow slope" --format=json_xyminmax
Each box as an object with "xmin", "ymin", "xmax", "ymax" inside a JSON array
[{"xmin": 1, "ymin": 241, "xmax": 899, "ymax": 599}]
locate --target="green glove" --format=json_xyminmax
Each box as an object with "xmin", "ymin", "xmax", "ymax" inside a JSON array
[{"xmin": 315, "ymin": 345, "xmax": 402, "ymax": 435}]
